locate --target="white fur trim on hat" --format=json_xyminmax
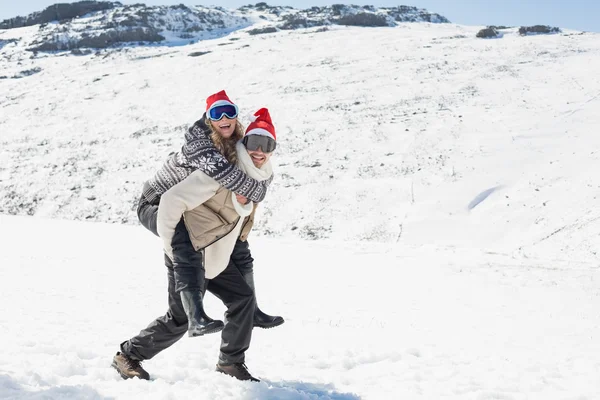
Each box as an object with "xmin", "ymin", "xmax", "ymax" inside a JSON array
[
  {"xmin": 246, "ymin": 127, "xmax": 275, "ymax": 140},
  {"xmin": 208, "ymin": 99, "xmax": 235, "ymax": 109}
]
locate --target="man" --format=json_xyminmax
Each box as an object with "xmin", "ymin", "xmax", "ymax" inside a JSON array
[{"xmin": 112, "ymin": 108, "xmax": 280, "ymax": 382}]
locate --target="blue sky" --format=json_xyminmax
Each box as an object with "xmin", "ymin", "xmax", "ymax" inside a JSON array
[{"xmin": 0, "ymin": 0, "xmax": 598, "ymax": 32}]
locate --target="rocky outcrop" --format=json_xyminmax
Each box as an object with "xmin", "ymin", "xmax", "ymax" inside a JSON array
[
  {"xmin": 476, "ymin": 27, "xmax": 501, "ymax": 39},
  {"xmin": 0, "ymin": 2, "xmax": 450, "ymax": 52},
  {"xmin": 0, "ymin": 1, "xmax": 120, "ymax": 29}
]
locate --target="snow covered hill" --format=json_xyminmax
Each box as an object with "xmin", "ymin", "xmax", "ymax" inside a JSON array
[
  {"xmin": 1, "ymin": 6, "xmax": 600, "ymax": 399},
  {"xmin": 2, "ymin": 17, "xmax": 599, "ymax": 264},
  {"xmin": 1, "ymin": 213, "xmax": 599, "ymax": 399}
]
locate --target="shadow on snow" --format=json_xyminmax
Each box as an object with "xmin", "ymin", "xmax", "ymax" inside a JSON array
[{"xmin": 246, "ymin": 379, "xmax": 361, "ymax": 400}]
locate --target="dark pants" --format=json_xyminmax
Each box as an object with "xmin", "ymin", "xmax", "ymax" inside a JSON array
[
  {"xmin": 123, "ymin": 197, "xmax": 256, "ymax": 364},
  {"xmin": 228, "ymin": 237, "xmax": 254, "ymax": 277},
  {"xmin": 137, "ymin": 192, "xmax": 159, "ymax": 237},
  {"xmin": 137, "ymin": 194, "xmax": 204, "ymax": 291},
  {"xmin": 121, "ymin": 259, "xmax": 255, "ymax": 364},
  {"xmin": 137, "ymin": 194, "xmax": 255, "ymax": 287}
]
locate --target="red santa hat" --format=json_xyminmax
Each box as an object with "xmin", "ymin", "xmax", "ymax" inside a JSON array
[
  {"xmin": 245, "ymin": 108, "xmax": 276, "ymax": 141},
  {"xmin": 205, "ymin": 90, "xmax": 235, "ymax": 111}
]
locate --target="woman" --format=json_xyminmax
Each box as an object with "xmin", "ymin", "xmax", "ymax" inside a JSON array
[
  {"xmin": 112, "ymin": 106, "xmax": 280, "ymax": 382},
  {"xmin": 137, "ymin": 91, "xmax": 282, "ymax": 335}
]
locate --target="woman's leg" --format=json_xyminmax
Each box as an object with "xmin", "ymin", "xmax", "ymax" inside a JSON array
[
  {"xmin": 171, "ymin": 219, "xmax": 223, "ymax": 337},
  {"xmin": 137, "ymin": 194, "xmax": 159, "ymax": 237},
  {"xmin": 137, "ymin": 189, "xmax": 222, "ymax": 337},
  {"xmin": 242, "ymin": 271, "xmax": 285, "ymax": 329}
]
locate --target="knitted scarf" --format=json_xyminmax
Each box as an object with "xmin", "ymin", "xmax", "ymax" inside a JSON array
[{"xmin": 143, "ymin": 118, "xmax": 272, "ymax": 204}]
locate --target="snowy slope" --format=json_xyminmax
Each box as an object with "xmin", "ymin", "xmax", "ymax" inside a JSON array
[
  {"xmin": 1, "ymin": 23, "xmax": 599, "ymax": 261},
  {"xmin": 0, "ymin": 214, "xmax": 598, "ymax": 399},
  {"xmin": 1, "ymin": 15, "xmax": 600, "ymax": 400}
]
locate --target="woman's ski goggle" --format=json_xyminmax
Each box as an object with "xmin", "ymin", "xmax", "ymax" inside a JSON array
[
  {"xmin": 208, "ymin": 104, "xmax": 239, "ymax": 121},
  {"xmin": 242, "ymin": 135, "xmax": 277, "ymax": 153}
]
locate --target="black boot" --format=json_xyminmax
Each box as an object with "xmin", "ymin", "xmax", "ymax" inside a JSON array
[
  {"xmin": 180, "ymin": 290, "xmax": 224, "ymax": 337},
  {"xmin": 254, "ymin": 307, "xmax": 285, "ymax": 329},
  {"xmin": 243, "ymin": 272, "xmax": 284, "ymax": 329}
]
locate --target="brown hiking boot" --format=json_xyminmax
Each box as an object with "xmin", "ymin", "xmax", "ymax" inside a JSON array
[
  {"xmin": 111, "ymin": 352, "xmax": 150, "ymax": 380},
  {"xmin": 216, "ymin": 363, "xmax": 260, "ymax": 382}
]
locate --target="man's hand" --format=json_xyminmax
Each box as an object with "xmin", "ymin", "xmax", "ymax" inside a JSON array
[{"xmin": 236, "ymin": 194, "xmax": 249, "ymax": 205}]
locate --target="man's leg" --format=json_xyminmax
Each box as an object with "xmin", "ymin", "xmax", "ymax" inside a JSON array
[
  {"xmin": 113, "ymin": 257, "xmax": 188, "ymax": 380},
  {"xmin": 207, "ymin": 263, "xmax": 256, "ymax": 365},
  {"xmin": 120, "ymin": 255, "xmax": 188, "ymax": 361},
  {"xmin": 209, "ymin": 264, "xmax": 259, "ymax": 381}
]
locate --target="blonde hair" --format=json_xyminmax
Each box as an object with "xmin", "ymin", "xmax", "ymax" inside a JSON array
[{"xmin": 204, "ymin": 117, "xmax": 245, "ymax": 164}]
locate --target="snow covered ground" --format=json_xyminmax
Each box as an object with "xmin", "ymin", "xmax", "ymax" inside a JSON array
[
  {"xmin": 1, "ymin": 214, "xmax": 599, "ymax": 399},
  {"xmin": 1, "ymin": 20, "xmax": 600, "ymax": 399}
]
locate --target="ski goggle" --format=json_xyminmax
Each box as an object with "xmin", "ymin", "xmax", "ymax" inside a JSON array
[
  {"xmin": 207, "ymin": 104, "xmax": 239, "ymax": 121},
  {"xmin": 242, "ymin": 135, "xmax": 277, "ymax": 153}
]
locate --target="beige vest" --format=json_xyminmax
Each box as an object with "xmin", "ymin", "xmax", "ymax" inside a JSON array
[
  {"xmin": 177, "ymin": 141, "xmax": 270, "ymax": 278},
  {"xmin": 183, "ymin": 187, "xmax": 255, "ymax": 251}
]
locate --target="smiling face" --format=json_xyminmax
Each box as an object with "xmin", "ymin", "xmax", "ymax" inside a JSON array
[
  {"xmin": 209, "ymin": 116, "xmax": 237, "ymax": 139},
  {"xmin": 247, "ymin": 148, "xmax": 272, "ymax": 168}
]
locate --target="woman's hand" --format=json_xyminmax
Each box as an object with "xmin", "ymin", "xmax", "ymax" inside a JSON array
[{"xmin": 235, "ymin": 194, "xmax": 249, "ymax": 205}]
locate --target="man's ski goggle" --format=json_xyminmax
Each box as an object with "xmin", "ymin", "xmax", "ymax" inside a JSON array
[
  {"xmin": 208, "ymin": 104, "xmax": 239, "ymax": 121},
  {"xmin": 242, "ymin": 135, "xmax": 277, "ymax": 153}
]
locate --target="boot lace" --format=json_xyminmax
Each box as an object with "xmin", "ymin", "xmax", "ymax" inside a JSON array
[{"xmin": 124, "ymin": 355, "xmax": 143, "ymax": 370}]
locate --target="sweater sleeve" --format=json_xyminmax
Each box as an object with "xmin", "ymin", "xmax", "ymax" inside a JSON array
[
  {"xmin": 184, "ymin": 121, "xmax": 271, "ymax": 203},
  {"xmin": 157, "ymin": 170, "xmax": 220, "ymax": 259}
]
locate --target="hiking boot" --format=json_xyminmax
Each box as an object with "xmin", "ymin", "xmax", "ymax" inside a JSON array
[
  {"xmin": 180, "ymin": 290, "xmax": 224, "ymax": 337},
  {"xmin": 254, "ymin": 307, "xmax": 285, "ymax": 329},
  {"xmin": 216, "ymin": 363, "xmax": 260, "ymax": 382},
  {"xmin": 111, "ymin": 352, "xmax": 150, "ymax": 380}
]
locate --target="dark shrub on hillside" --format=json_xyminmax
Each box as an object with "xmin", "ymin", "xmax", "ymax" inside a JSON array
[
  {"xmin": 247, "ymin": 26, "xmax": 278, "ymax": 35},
  {"xmin": 280, "ymin": 15, "xmax": 308, "ymax": 30},
  {"xmin": 0, "ymin": 38, "xmax": 18, "ymax": 50},
  {"xmin": 29, "ymin": 27, "xmax": 164, "ymax": 51},
  {"xmin": 331, "ymin": 4, "xmax": 345, "ymax": 16},
  {"xmin": 188, "ymin": 50, "xmax": 211, "ymax": 57},
  {"xmin": 169, "ymin": 4, "xmax": 191, "ymax": 12},
  {"xmin": 385, "ymin": 6, "xmax": 450, "ymax": 23},
  {"xmin": 71, "ymin": 48, "xmax": 92, "ymax": 55},
  {"xmin": 254, "ymin": 2, "xmax": 270, "ymax": 11},
  {"xmin": 17, "ymin": 67, "xmax": 42, "ymax": 77},
  {"xmin": 336, "ymin": 13, "xmax": 388, "ymax": 27},
  {"xmin": 519, "ymin": 25, "xmax": 561, "ymax": 35},
  {"xmin": 279, "ymin": 14, "xmax": 326, "ymax": 30},
  {"xmin": 476, "ymin": 27, "xmax": 500, "ymax": 38}
]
